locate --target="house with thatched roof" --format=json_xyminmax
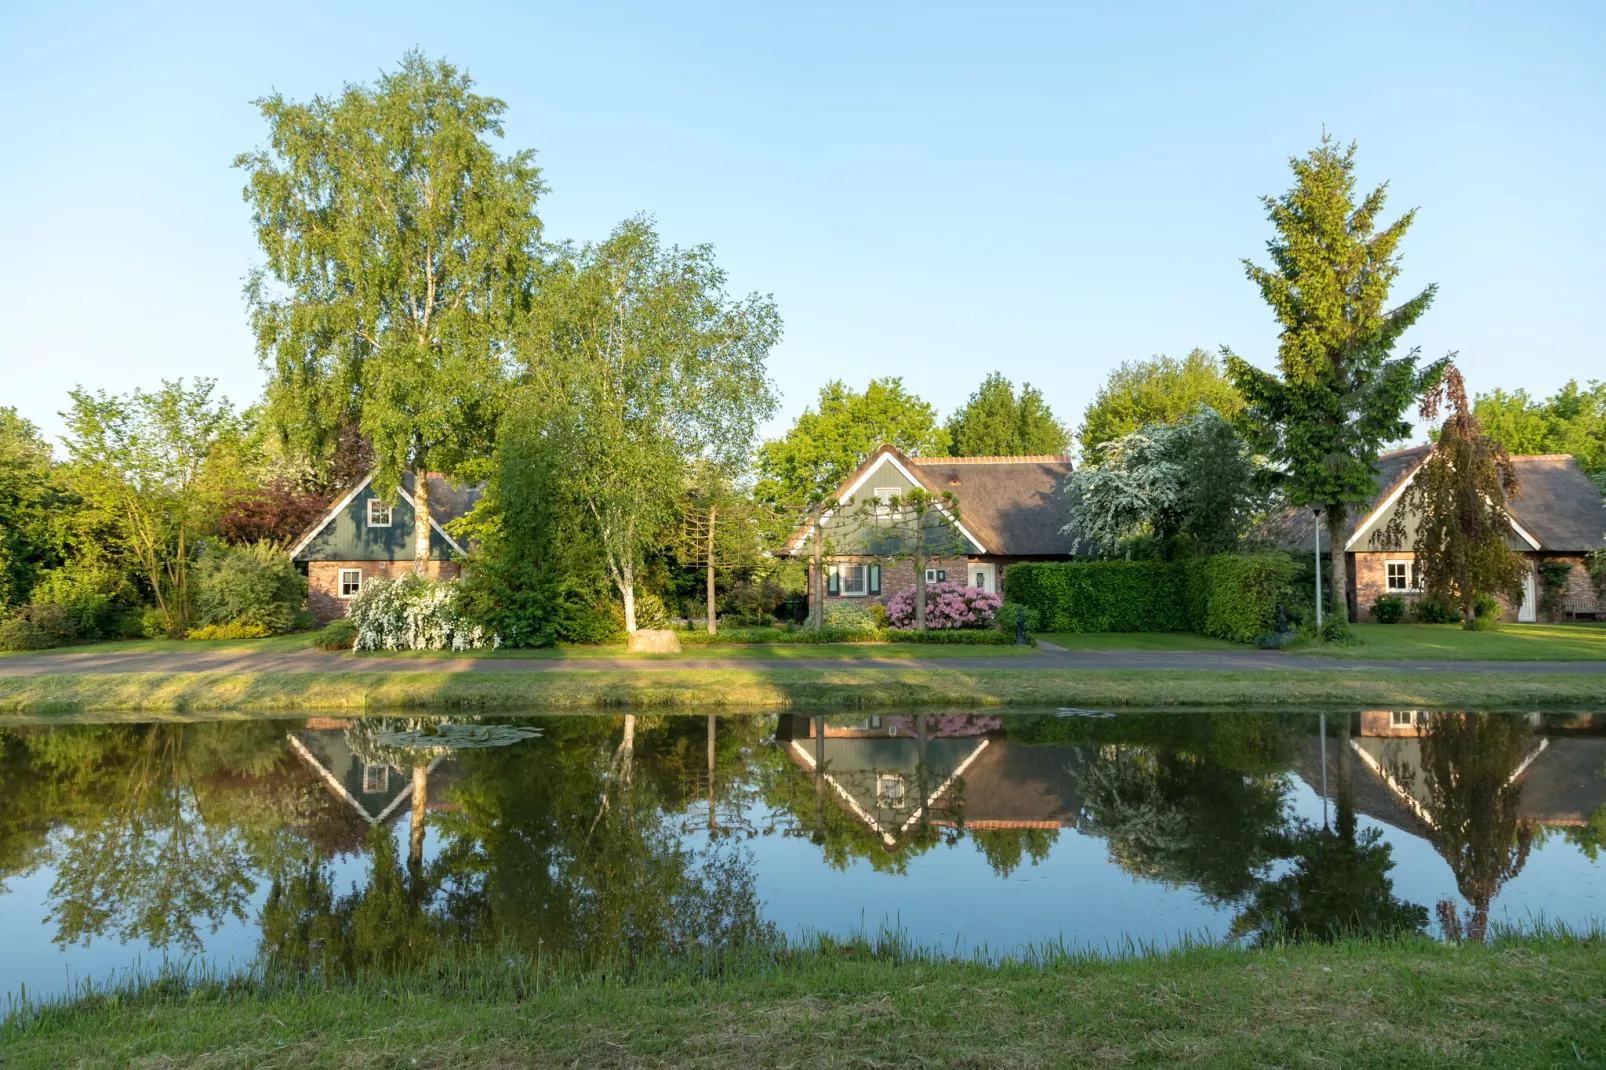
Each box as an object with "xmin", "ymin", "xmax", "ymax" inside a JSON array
[
  {"xmin": 1258, "ymin": 446, "xmax": 1606, "ymax": 622},
  {"xmin": 777, "ymin": 444, "xmax": 1075, "ymax": 604}
]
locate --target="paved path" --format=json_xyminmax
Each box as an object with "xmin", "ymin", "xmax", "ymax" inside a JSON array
[{"xmin": 1, "ymin": 647, "xmax": 1603, "ymax": 676}]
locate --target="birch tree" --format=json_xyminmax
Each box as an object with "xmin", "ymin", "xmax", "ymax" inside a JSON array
[
  {"xmin": 518, "ymin": 218, "xmax": 779, "ymax": 632},
  {"xmin": 237, "ymin": 51, "xmax": 543, "ymax": 568}
]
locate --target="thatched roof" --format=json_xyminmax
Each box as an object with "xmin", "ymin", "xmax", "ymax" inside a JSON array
[
  {"xmin": 908, "ymin": 456, "xmax": 1076, "ymax": 556},
  {"xmin": 1254, "ymin": 446, "xmax": 1606, "ymax": 553}
]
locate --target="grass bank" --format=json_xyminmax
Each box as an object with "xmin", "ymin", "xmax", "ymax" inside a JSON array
[
  {"xmin": 5, "ymin": 934, "xmax": 1602, "ymax": 1067},
  {"xmin": 2, "ymin": 667, "xmax": 1603, "ymax": 715},
  {"xmin": 1296, "ymin": 621, "xmax": 1606, "ymax": 661}
]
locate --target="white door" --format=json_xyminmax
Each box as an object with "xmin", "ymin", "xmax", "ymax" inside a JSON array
[
  {"xmin": 971, "ymin": 563, "xmax": 996, "ymax": 593},
  {"xmin": 1518, "ymin": 566, "xmax": 1537, "ymax": 622}
]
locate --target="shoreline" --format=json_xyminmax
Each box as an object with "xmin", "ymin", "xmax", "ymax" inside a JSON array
[{"xmin": 3, "ymin": 667, "xmax": 1604, "ymax": 715}]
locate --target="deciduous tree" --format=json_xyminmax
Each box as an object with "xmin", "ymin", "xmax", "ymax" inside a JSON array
[
  {"xmin": 1078, "ymin": 349, "xmax": 1241, "ymax": 463},
  {"xmin": 1226, "ymin": 136, "xmax": 1448, "ymax": 616},
  {"xmin": 237, "ymin": 51, "xmax": 544, "ymax": 569},
  {"xmin": 944, "ymin": 372, "xmax": 1068, "ymax": 457},
  {"xmin": 1473, "ymin": 380, "xmax": 1606, "ymax": 490}
]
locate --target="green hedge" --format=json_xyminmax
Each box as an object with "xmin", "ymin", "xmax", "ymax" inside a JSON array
[
  {"xmin": 1002, "ymin": 561, "xmax": 1188, "ymax": 632},
  {"xmin": 1004, "ymin": 553, "xmax": 1292, "ymax": 642},
  {"xmin": 885, "ymin": 627, "xmax": 1022, "ymax": 645},
  {"xmin": 679, "ymin": 626, "xmax": 1018, "ymax": 645}
]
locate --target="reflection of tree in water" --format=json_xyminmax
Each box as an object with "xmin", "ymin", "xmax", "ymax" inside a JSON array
[
  {"xmin": 1079, "ymin": 745, "xmax": 1288, "ymax": 904},
  {"xmin": 1413, "ymin": 712, "xmax": 1536, "ymax": 943},
  {"xmin": 0, "ymin": 722, "xmax": 318, "ymax": 951},
  {"xmin": 260, "ymin": 714, "xmax": 776, "ymax": 978},
  {"xmin": 971, "ymin": 827, "xmax": 1057, "ymax": 877}
]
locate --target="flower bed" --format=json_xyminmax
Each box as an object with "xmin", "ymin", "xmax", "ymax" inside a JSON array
[{"xmin": 886, "ymin": 582, "xmax": 1002, "ymax": 630}]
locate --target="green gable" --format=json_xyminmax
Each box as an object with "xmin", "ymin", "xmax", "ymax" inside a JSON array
[
  {"xmin": 820, "ymin": 456, "xmax": 980, "ymax": 556},
  {"xmin": 294, "ymin": 481, "xmax": 457, "ymax": 563}
]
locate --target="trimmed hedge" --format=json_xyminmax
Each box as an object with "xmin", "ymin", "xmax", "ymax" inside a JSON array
[
  {"xmin": 678, "ymin": 626, "xmax": 1018, "ymax": 645},
  {"xmin": 1004, "ymin": 553, "xmax": 1292, "ymax": 643},
  {"xmin": 886, "ymin": 627, "xmax": 1021, "ymax": 645},
  {"xmin": 1002, "ymin": 561, "xmax": 1188, "ymax": 633}
]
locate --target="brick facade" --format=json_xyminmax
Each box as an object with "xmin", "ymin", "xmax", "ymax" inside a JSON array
[
  {"xmin": 1352, "ymin": 551, "xmax": 1602, "ymax": 622},
  {"xmin": 307, "ymin": 560, "xmax": 463, "ymax": 622},
  {"xmin": 808, "ymin": 556, "xmax": 1021, "ymax": 607}
]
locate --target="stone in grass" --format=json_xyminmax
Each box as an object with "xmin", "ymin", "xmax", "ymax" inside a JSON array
[{"xmin": 626, "ymin": 628, "xmax": 682, "ymax": 653}]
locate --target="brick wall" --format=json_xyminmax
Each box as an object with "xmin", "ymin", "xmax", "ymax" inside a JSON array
[
  {"xmin": 1353, "ymin": 551, "xmax": 1601, "ymax": 622},
  {"xmin": 808, "ymin": 556, "xmax": 998, "ymax": 606},
  {"xmin": 307, "ymin": 560, "xmax": 463, "ymax": 621},
  {"xmin": 1537, "ymin": 554, "xmax": 1603, "ymax": 620}
]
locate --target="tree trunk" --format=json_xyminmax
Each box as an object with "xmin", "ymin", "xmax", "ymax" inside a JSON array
[
  {"xmin": 621, "ymin": 561, "xmax": 637, "ymax": 633},
  {"xmin": 619, "ymin": 713, "xmax": 636, "ymax": 787},
  {"xmin": 914, "ymin": 545, "xmax": 928, "ymax": 631},
  {"xmin": 707, "ymin": 714, "xmax": 717, "ymax": 834},
  {"xmin": 811, "ymin": 503, "xmax": 825, "ymax": 630},
  {"xmin": 1325, "ymin": 506, "xmax": 1347, "ymax": 623},
  {"xmin": 706, "ymin": 505, "xmax": 717, "ymax": 636},
  {"xmin": 414, "ymin": 467, "xmax": 431, "ymax": 573},
  {"xmin": 409, "ymin": 764, "xmax": 428, "ymax": 871}
]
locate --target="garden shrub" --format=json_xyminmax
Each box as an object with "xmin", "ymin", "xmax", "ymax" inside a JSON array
[
  {"xmin": 1370, "ymin": 594, "xmax": 1406, "ymax": 624},
  {"xmin": 681, "ymin": 626, "xmax": 880, "ymax": 644},
  {"xmin": 347, "ymin": 572, "xmax": 494, "ymax": 651},
  {"xmin": 821, "ymin": 600, "xmax": 878, "ymax": 631},
  {"xmin": 1003, "ymin": 561, "xmax": 1187, "ymax": 633},
  {"xmin": 1184, "ymin": 552, "xmax": 1293, "ymax": 643},
  {"xmin": 994, "ymin": 601, "xmax": 1042, "ymax": 634},
  {"xmin": 1537, "ymin": 560, "xmax": 1574, "ymax": 616},
  {"xmin": 885, "ymin": 582, "xmax": 1001, "ymax": 630},
  {"xmin": 141, "ymin": 606, "xmax": 177, "ymax": 639},
  {"xmin": 1471, "ymin": 592, "xmax": 1503, "ymax": 630},
  {"xmin": 869, "ymin": 602, "xmax": 889, "ymax": 628},
  {"xmin": 885, "ymin": 627, "xmax": 1019, "ymax": 645},
  {"xmin": 1412, "ymin": 597, "xmax": 1460, "ymax": 624},
  {"xmin": 0, "ymin": 604, "xmax": 76, "ymax": 651},
  {"xmin": 1319, "ymin": 614, "xmax": 1352, "ymax": 642},
  {"xmin": 194, "ymin": 542, "xmax": 308, "ymax": 635},
  {"xmin": 313, "ymin": 618, "xmax": 358, "ymax": 650},
  {"xmin": 28, "ymin": 567, "xmax": 127, "ymax": 640},
  {"xmin": 457, "ymin": 559, "xmax": 620, "ymax": 647},
  {"xmin": 185, "ymin": 621, "xmax": 273, "ymax": 640}
]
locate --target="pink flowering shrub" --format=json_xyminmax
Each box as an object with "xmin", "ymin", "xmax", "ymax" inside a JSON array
[{"xmin": 885, "ymin": 582, "xmax": 1002, "ymax": 630}]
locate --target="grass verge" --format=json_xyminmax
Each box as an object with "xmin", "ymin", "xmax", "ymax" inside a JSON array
[
  {"xmin": 1294, "ymin": 621, "xmax": 1606, "ymax": 661},
  {"xmin": 352, "ymin": 641, "xmax": 1040, "ymax": 660},
  {"xmin": 5, "ymin": 933, "xmax": 1602, "ymax": 1068},
  {"xmin": 2, "ymin": 667, "xmax": 1603, "ymax": 714}
]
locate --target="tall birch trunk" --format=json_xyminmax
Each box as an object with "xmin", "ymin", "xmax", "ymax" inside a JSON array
[
  {"xmin": 620, "ymin": 560, "xmax": 637, "ymax": 633},
  {"xmin": 413, "ymin": 467, "xmax": 431, "ymax": 573},
  {"xmin": 706, "ymin": 505, "xmax": 717, "ymax": 635},
  {"xmin": 409, "ymin": 764, "xmax": 428, "ymax": 870}
]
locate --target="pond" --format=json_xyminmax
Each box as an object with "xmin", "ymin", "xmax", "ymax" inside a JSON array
[{"xmin": 2, "ymin": 710, "xmax": 1603, "ymax": 1002}]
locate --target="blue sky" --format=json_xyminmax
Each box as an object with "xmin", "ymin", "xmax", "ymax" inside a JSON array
[{"xmin": 3, "ymin": 1, "xmax": 1601, "ymax": 453}]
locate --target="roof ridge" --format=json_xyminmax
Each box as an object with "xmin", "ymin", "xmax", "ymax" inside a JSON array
[
  {"xmin": 910, "ymin": 455, "xmax": 1073, "ymax": 464},
  {"xmin": 1512, "ymin": 453, "xmax": 1575, "ymax": 461}
]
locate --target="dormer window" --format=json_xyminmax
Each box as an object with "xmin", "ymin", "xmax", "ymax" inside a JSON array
[{"xmin": 367, "ymin": 499, "xmax": 392, "ymax": 527}]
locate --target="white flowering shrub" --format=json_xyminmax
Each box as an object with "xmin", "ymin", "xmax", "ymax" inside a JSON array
[{"xmin": 347, "ymin": 571, "xmax": 496, "ymax": 651}]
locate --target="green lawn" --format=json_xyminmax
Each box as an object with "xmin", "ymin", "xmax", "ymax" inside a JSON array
[
  {"xmin": 1034, "ymin": 631, "xmax": 1245, "ymax": 651},
  {"xmin": 5, "ymin": 935, "xmax": 1602, "ymax": 1068},
  {"xmin": 1298, "ymin": 622, "xmax": 1606, "ymax": 661},
  {"xmin": 0, "ymin": 632, "xmax": 319, "ymax": 658},
  {"xmin": 4, "ymin": 666, "xmax": 1603, "ymax": 716},
  {"xmin": 353, "ymin": 640, "xmax": 1039, "ymax": 660}
]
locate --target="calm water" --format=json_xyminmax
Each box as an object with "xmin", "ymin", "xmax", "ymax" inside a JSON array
[{"xmin": 2, "ymin": 710, "xmax": 1603, "ymax": 1001}]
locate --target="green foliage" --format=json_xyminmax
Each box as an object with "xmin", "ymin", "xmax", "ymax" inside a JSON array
[
  {"xmin": 28, "ymin": 567, "xmax": 129, "ymax": 641},
  {"xmin": 1473, "ymin": 380, "xmax": 1606, "ymax": 487},
  {"xmin": 1536, "ymin": 560, "xmax": 1574, "ymax": 617},
  {"xmin": 0, "ymin": 604, "xmax": 77, "ymax": 651},
  {"xmin": 348, "ymin": 572, "xmax": 492, "ymax": 650},
  {"xmin": 1004, "ymin": 554, "xmax": 1288, "ymax": 642},
  {"xmin": 517, "ymin": 217, "xmax": 779, "ymax": 632},
  {"xmin": 878, "ymin": 627, "xmax": 1017, "ymax": 645},
  {"xmin": 1188, "ymin": 553, "xmax": 1293, "ymax": 644},
  {"xmin": 1471, "ymin": 592, "xmax": 1503, "ymax": 629},
  {"xmin": 755, "ymin": 378, "xmax": 945, "ymax": 504},
  {"xmin": 313, "ymin": 618, "xmax": 358, "ymax": 650},
  {"xmin": 141, "ymin": 606, "xmax": 176, "ymax": 639},
  {"xmin": 1078, "ymin": 349, "xmax": 1242, "ymax": 463},
  {"xmin": 994, "ymin": 601, "xmax": 1041, "ymax": 634},
  {"xmin": 944, "ymin": 372, "xmax": 1069, "ymax": 457},
  {"xmin": 1003, "ymin": 561, "xmax": 1188, "ymax": 633},
  {"xmin": 193, "ymin": 542, "xmax": 308, "ymax": 635},
  {"xmin": 1319, "ymin": 615, "xmax": 1352, "ymax": 642},
  {"xmin": 238, "ymin": 51, "xmax": 543, "ymax": 500},
  {"xmin": 185, "ymin": 622, "xmax": 273, "ymax": 640},
  {"xmin": 1370, "ymin": 594, "xmax": 1406, "ymax": 624},
  {"xmin": 1066, "ymin": 407, "xmax": 1259, "ymax": 554},
  {"xmin": 1225, "ymin": 136, "xmax": 1448, "ymax": 613},
  {"xmin": 821, "ymin": 600, "xmax": 878, "ymax": 630},
  {"xmin": 1412, "ymin": 597, "xmax": 1460, "ymax": 624},
  {"xmin": 0, "ymin": 408, "xmax": 68, "ymax": 609}
]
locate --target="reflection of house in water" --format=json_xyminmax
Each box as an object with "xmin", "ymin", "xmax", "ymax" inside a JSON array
[
  {"xmin": 287, "ymin": 718, "xmax": 462, "ymax": 839},
  {"xmin": 1295, "ymin": 712, "xmax": 1606, "ymax": 839},
  {"xmin": 775, "ymin": 714, "xmax": 1089, "ymax": 850}
]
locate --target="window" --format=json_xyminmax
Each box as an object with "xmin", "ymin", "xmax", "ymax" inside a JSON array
[
  {"xmin": 975, "ymin": 571, "xmax": 986, "ymax": 589},
  {"xmin": 876, "ymin": 773, "xmax": 906, "ymax": 808},
  {"xmin": 1391, "ymin": 710, "xmax": 1422, "ymax": 728},
  {"xmin": 872, "ymin": 486, "xmax": 900, "ymax": 505},
  {"xmin": 840, "ymin": 564, "xmax": 867, "ymax": 596},
  {"xmin": 339, "ymin": 568, "xmax": 363, "ymax": 598},
  {"xmin": 362, "ymin": 763, "xmax": 389, "ymax": 794},
  {"xmin": 367, "ymin": 498, "xmax": 392, "ymax": 527},
  {"xmin": 1385, "ymin": 560, "xmax": 1416, "ymax": 591},
  {"xmin": 925, "ymin": 568, "xmax": 946, "ymax": 583}
]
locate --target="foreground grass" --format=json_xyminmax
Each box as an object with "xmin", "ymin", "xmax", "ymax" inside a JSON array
[
  {"xmin": 1295, "ymin": 621, "xmax": 1606, "ymax": 661},
  {"xmin": 5, "ymin": 935, "xmax": 1602, "ymax": 1068},
  {"xmin": 2, "ymin": 667, "xmax": 1603, "ymax": 715},
  {"xmin": 0, "ymin": 632, "xmax": 319, "ymax": 659}
]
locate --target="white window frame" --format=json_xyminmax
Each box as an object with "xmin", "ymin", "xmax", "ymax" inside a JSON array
[
  {"xmin": 840, "ymin": 564, "xmax": 868, "ymax": 597},
  {"xmin": 362, "ymin": 763, "xmax": 389, "ymax": 794},
  {"xmin": 338, "ymin": 568, "xmax": 363, "ymax": 599},
  {"xmin": 925, "ymin": 568, "xmax": 947, "ymax": 583},
  {"xmin": 1384, "ymin": 560, "xmax": 1417, "ymax": 592},
  {"xmin": 367, "ymin": 498, "xmax": 392, "ymax": 528}
]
